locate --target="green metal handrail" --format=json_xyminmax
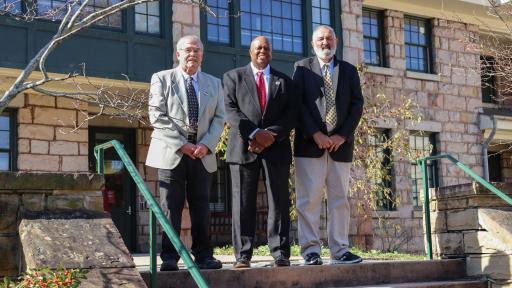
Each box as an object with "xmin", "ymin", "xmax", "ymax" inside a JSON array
[
  {"xmin": 418, "ymin": 154, "xmax": 512, "ymax": 260},
  {"xmin": 94, "ymin": 140, "xmax": 208, "ymax": 288}
]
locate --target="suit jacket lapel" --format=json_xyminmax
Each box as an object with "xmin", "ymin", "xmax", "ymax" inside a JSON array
[
  {"xmin": 333, "ymin": 59, "xmax": 340, "ymax": 93},
  {"xmin": 170, "ymin": 69, "xmax": 188, "ymax": 116},
  {"xmin": 309, "ymin": 58, "xmax": 325, "ymax": 117},
  {"xmin": 197, "ymin": 72, "xmax": 211, "ymax": 121},
  {"xmin": 242, "ymin": 64, "xmax": 263, "ymax": 118}
]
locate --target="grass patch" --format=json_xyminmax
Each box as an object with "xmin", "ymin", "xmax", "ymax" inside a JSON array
[{"xmin": 214, "ymin": 245, "xmax": 424, "ymax": 261}]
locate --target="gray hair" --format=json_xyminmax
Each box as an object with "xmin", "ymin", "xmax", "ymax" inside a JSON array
[
  {"xmin": 176, "ymin": 35, "xmax": 204, "ymax": 50},
  {"xmin": 311, "ymin": 25, "xmax": 337, "ymax": 41}
]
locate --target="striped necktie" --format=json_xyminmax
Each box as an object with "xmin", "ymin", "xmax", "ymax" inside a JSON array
[{"xmin": 186, "ymin": 76, "xmax": 199, "ymax": 132}]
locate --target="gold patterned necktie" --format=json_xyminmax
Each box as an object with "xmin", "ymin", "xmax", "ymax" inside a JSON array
[{"xmin": 323, "ymin": 64, "xmax": 337, "ymax": 126}]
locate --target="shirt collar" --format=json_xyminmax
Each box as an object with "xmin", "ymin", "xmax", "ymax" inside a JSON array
[
  {"xmin": 317, "ymin": 57, "xmax": 334, "ymax": 70},
  {"xmin": 179, "ymin": 66, "xmax": 198, "ymax": 82},
  {"xmin": 250, "ymin": 62, "xmax": 270, "ymax": 77}
]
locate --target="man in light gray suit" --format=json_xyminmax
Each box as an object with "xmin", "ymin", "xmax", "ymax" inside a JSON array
[{"xmin": 146, "ymin": 35, "xmax": 225, "ymax": 271}]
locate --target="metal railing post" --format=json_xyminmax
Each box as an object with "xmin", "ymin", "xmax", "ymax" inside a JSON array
[
  {"xmin": 420, "ymin": 159, "xmax": 433, "ymax": 260},
  {"xmin": 150, "ymin": 209, "xmax": 157, "ymax": 288}
]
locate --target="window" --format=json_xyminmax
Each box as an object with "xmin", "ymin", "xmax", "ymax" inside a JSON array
[
  {"xmin": 312, "ymin": 0, "xmax": 331, "ymax": 29},
  {"xmin": 369, "ymin": 130, "xmax": 393, "ymax": 210},
  {"xmin": 206, "ymin": 0, "xmax": 230, "ymax": 44},
  {"xmin": 1, "ymin": 0, "xmax": 21, "ymax": 13},
  {"xmin": 404, "ymin": 16, "xmax": 431, "ymax": 73},
  {"xmin": 0, "ymin": 109, "xmax": 16, "ymax": 171},
  {"xmin": 204, "ymin": 0, "xmax": 338, "ymax": 56},
  {"xmin": 363, "ymin": 8, "xmax": 384, "ymax": 66},
  {"xmin": 488, "ymin": 152, "xmax": 502, "ymax": 182},
  {"xmin": 481, "ymin": 55, "xmax": 497, "ymax": 103},
  {"xmin": 240, "ymin": 0, "xmax": 303, "ymax": 53},
  {"xmin": 410, "ymin": 132, "xmax": 437, "ymax": 207},
  {"xmin": 37, "ymin": 0, "xmax": 123, "ymax": 29},
  {"xmin": 135, "ymin": 2, "xmax": 161, "ymax": 35}
]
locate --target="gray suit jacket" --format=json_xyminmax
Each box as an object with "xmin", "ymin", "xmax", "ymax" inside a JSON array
[{"xmin": 145, "ymin": 67, "xmax": 225, "ymax": 172}]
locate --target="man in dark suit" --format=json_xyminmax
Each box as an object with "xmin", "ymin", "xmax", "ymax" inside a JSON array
[
  {"xmin": 293, "ymin": 25, "xmax": 364, "ymax": 265},
  {"xmin": 223, "ymin": 36, "xmax": 295, "ymax": 268}
]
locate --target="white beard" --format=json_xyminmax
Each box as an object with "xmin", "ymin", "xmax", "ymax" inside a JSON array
[{"xmin": 314, "ymin": 47, "xmax": 335, "ymax": 60}]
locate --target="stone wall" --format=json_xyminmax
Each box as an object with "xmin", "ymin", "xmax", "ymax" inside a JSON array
[
  {"xmin": 431, "ymin": 182, "xmax": 512, "ymax": 287},
  {"xmin": 0, "ymin": 172, "xmax": 104, "ymax": 277},
  {"xmin": 16, "ymin": 93, "xmax": 89, "ymax": 172}
]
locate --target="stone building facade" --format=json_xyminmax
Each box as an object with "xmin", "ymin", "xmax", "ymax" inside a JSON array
[{"xmin": 2, "ymin": 0, "xmax": 511, "ymax": 254}]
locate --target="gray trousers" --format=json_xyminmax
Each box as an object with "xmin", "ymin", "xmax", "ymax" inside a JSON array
[{"xmin": 295, "ymin": 152, "xmax": 351, "ymax": 259}]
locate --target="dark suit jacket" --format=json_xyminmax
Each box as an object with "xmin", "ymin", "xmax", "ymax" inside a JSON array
[
  {"xmin": 293, "ymin": 57, "xmax": 364, "ymax": 162},
  {"xmin": 223, "ymin": 64, "xmax": 296, "ymax": 165}
]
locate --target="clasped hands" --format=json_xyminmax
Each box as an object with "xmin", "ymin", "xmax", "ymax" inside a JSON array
[
  {"xmin": 312, "ymin": 131, "xmax": 346, "ymax": 152},
  {"xmin": 180, "ymin": 143, "xmax": 209, "ymax": 159},
  {"xmin": 248, "ymin": 129, "xmax": 277, "ymax": 154}
]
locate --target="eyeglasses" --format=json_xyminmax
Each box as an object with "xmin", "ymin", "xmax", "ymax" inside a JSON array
[{"xmin": 179, "ymin": 47, "xmax": 202, "ymax": 54}]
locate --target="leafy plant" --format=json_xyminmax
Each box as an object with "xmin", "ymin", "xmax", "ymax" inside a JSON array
[{"xmin": 1, "ymin": 265, "xmax": 87, "ymax": 288}]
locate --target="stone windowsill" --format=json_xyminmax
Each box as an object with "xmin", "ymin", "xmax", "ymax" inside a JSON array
[
  {"xmin": 366, "ymin": 65, "xmax": 396, "ymax": 76},
  {"xmin": 372, "ymin": 210, "xmax": 400, "ymax": 219},
  {"xmin": 0, "ymin": 172, "xmax": 104, "ymax": 190},
  {"xmin": 406, "ymin": 71, "xmax": 441, "ymax": 82}
]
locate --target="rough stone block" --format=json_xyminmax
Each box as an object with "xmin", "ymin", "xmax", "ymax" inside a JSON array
[
  {"xmin": 0, "ymin": 194, "xmax": 19, "ymax": 233},
  {"xmin": 431, "ymin": 211, "xmax": 447, "ymax": 233},
  {"xmin": 61, "ymin": 155, "xmax": 89, "ymax": 172},
  {"xmin": 34, "ymin": 107, "xmax": 76, "ymax": 126},
  {"xmin": 467, "ymin": 254, "xmax": 512, "ymax": 280},
  {"xmin": 0, "ymin": 236, "xmax": 19, "ymax": 277},
  {"xmin": 446, "ymin": 209, "xmax": 480, "ymax": 230},
  {"xmin": 50, "ymin": 141, "xmax": 79, "ymax": 155},
  {"xmin": 55, "ymin": 128, "xmax": 88, "ymax": 142},
  {"xmin": 85, "ymin": 195, "xmax": 104, "ymax": 212},
  {"xmin": 47, "ymin": 195, "xmax": 85, "ymax": 210},
  {"xmin": 78, "ymin": 268, "xmax": 147, "ymax": 288},
  {"xmin": 464, "ymin": 231, "xmax": 512, "ymax": 254},
  {"xmin": 18, "ymin": 124, "xmax": 54, "ymax": 140},
  {"xmin": 27, "ymin": 94, "xmax": 55, "ymax": 107},
  {"xmin": 18, "ymin": 154, "xmax": 59, "ymax": 171},
  {"xmin": 18, "ymin": 108, "xmax": 32, "ymax": 123},
  {"xmin": 31, "ymin": 140, "xmax": 49, "ymax": 154},
  {"xmin": 19, "ymin": 211, "xmax": 134, "ymax": 270},
  {"xmin": 432, "ymin": 232, "xmax": 464, "ymax": 256},
  {"xmin": 478, "ymin": 209, "xmax": 512, "ymax": 248},
  {"xmin": 18, "ymin": 139, "xmax": 30, "ymax": 153},
  {"xmin": 21, "ymin": 193, "xmax": 46, "ymax": 212}
]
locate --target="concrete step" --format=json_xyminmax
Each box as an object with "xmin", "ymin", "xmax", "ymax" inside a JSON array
[
  {"xmin": 140, "ymin": 259, "xmax": 470, "ymax": 288},
  {"xmin": 342, "ymin": 279, "xmax": 487, "ymax": 288}
]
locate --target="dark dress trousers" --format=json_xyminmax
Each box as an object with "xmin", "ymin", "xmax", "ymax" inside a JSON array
[
  {"xmin": 293, "ymin": 57, "xmax": 364, "ymax": 162},
  {"xmin": 223, "ymin": 64, "xmax": 296, "ymax": 260}
]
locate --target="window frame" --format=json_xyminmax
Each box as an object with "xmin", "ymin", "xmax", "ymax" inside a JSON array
[
  {"xmin": 201, "ymin": 0, "xmax": 342, "ymax": 58},
  {"xmin": 410, "ymin": 131, "xmax": 438, "ymax": 208},
  {"xmin": 481, "ymin": 55, "xmax": 497, "ymax": 104},
  {"xmin": 362, "ymin": 7, "xmax": 386, "ymax": 67},
  {"xmin": 404, "ymin": 15, "xmax": 432, "ymax": 74},
  {"xmin": 134, "ymin": 0, "xmax": 163, "ymax": 36},
  {"xmin": 0, "ymin": 109, "xmax": 17, "ymax": 171}
]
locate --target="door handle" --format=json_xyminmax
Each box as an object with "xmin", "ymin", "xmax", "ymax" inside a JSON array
[{"xmin": 126, "ymin": 205, "xmax": 132, "ymax": 215}]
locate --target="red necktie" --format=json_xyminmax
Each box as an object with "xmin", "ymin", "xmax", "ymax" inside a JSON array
[{"xmin": 256, "ymin": 71, "xmax": 266, "ymax": 113}]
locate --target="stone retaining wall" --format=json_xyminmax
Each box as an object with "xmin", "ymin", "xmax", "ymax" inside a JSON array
[
  {"xmin": 0, "ymin": 172, "xmax": 104, "ymax": 277},
  {"xmin": 431, "ymin": 182, "xmax": 512, "ymax": 287}
]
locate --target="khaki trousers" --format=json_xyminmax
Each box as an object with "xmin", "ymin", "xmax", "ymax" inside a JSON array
[{"xmin": 295, "ymin": 152, "xmax": 351, "ymax": 259}]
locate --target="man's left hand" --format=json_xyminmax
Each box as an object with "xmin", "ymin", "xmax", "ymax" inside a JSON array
[
  {"xmin": 193, "ymin": 144, "xmax": 209, "ymax": 158},
  {"xmin": 248, "ymin": 139, "xmax": 265, "ymax": 154},
  {"xmin": 328, "ymin": 135, "xmax": 346, "ymax": 152}
]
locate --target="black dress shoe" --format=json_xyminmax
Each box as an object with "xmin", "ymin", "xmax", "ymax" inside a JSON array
[
  {"xmin": 304, "ymin": 253, "xmax": 323, "ymax": 265},
  {"xmin": 160, "ymin": 260, "xmax": 179, "ymax": 271},
  {"xmin": 196, "ymin": 256, "xmax": 222, "ymax": 270},
  {"xmin": 274, "ymin": 256, "xmax": 290, "ymax": 267},
  {"xmin": 233, "ymin": 257, "xmax": 251, "ymax": 268}
]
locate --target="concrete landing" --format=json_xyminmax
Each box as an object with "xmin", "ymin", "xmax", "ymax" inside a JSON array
[{"xmin": 139, "ymin": 259, "xmax": 470, "ymax": 288}]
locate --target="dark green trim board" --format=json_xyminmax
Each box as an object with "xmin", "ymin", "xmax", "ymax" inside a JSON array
[{"xmin": 0, "ymin": 0, "xmax": 173, "ymax": 82}]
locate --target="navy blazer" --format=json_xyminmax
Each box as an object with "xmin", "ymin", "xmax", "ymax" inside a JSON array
[
  {"xmin": 223, "ymin": 64, "xmax": 296, "ymax": 165},
  {"xmin": 293, "ymin": 57, "xmax": 364, "ymax": 162}
]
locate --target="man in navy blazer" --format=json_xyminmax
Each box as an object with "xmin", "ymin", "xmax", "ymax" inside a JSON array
[
  {"xmin": 223, "ymin": 36, "xmax": 296, "ymax": 268},
  {"xmin": 293, "ymin": 25, "xmax": 364, "ymax": 266}
]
